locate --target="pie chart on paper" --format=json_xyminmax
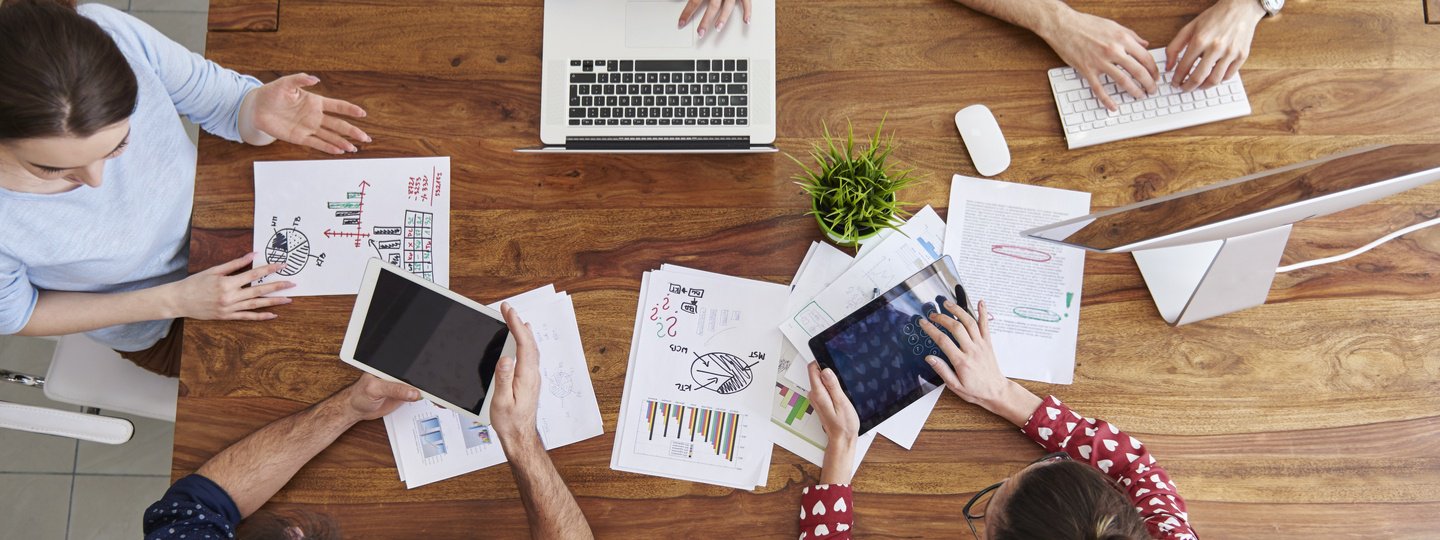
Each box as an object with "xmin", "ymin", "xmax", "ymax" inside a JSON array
[{"xmin": 690, "ymin": 352, "xmax": 755, "ymax": 395}]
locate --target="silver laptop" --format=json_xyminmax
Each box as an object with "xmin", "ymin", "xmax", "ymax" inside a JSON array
[{"xmin": 523, "ymin": 0, "xmax": 777, "ymax": 153}]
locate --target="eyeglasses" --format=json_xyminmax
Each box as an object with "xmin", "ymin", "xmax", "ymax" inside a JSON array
[{"xmin": 963, "ymin": 452, "xmax": 1070, "ymax": 539}]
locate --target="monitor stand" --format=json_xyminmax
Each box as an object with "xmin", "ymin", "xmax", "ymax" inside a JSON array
[{"xmin": 1132, "ymin": 225, "xmax": 1293, "ymax": 326}]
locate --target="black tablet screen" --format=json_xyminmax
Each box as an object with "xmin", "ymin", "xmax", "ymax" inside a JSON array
[
  {"xmin": 813, "ymin": 262, "xmax": 967, "ymax": 433},
  {"xmin": 353, "ymin": 270, "xmax": 508, "ymax": 414}
]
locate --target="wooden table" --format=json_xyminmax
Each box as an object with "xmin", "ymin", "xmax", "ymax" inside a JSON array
[{"xmin": 179, "ymin": 1, "xmax": 1440, "ymax": 537}]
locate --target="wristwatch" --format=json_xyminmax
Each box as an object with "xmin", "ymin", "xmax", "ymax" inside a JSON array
[{"xmin": 1258, "ymin": 0, "xmax": 1284, "ymax": 16}]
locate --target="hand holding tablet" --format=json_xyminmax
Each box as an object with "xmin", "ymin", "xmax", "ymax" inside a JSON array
[{"xmin": 340, "ymin": 259, "xmax": 517, "ymax": 424}]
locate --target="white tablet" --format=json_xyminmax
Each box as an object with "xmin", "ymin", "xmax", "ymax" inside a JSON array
[{"xmin": 340, "ymin": 259, "xmax": 515, "ymax": 424}]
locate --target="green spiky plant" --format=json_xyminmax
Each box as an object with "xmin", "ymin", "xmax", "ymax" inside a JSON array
[{"xmin": 791, "ymin": 118, "xmax": 919, "ymax": 247}]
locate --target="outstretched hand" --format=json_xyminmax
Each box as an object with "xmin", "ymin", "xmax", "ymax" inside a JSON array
[{"xmin": 250, "ymin": 73, "xmax": 371, "ymax": 155}]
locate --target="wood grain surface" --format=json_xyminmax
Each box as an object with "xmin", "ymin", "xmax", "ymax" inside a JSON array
[
  {"xmin": 1429, "ymin": 0, "xmax": 1440, "ymax": 24},
  {"xmin": 182, "ymin": 1, "xmax": 1440, "ymax": 538},
  {"xmin": 207, "ymin": 0, "xmax": 278, "ymax": 32}
]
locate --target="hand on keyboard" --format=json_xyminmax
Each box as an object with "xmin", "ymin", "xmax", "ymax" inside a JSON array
[
  {"xmin": 1040, "ymin": 9, "xmax": 1160, "ymax": 111},
  {"xmin": 678, "ymin": 0, "xmax": 751, "ymax": 39},
  {"xmin": 1166, "ymin": 0, "xmax": 1267, "ymax": 92}
]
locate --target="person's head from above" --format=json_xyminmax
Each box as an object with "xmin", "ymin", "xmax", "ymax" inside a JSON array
[
  {"xmin": 0, "ymin": 0, "xmax": 137, "ymax": 192},
  {"xmin": 969, "ymin": 452, "xmax": 1149, "ymax": 540},
  {"xmin": 235, "ymin": 509, "xmax": 339, "ymax": 540}
]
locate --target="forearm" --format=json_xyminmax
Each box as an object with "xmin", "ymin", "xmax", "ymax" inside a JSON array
[
  {"xmin": 237, "ymin": 88, "xmax": 277, "ymax": 146},
  {"xmin": 197, "ymin": 390, "xmax": 359, "ymax": 517},
  {"xmin": 18, "ymin": 288, "xmax": 176, "ymax": 337},
  {"xmin": 981, "ymin": 380, "xmax": 1045, "ymax": 427},
  {"xmin": 952, "ymin": 0, "xmax": 1074, "ymax": 40},
  {"xmin": 503, "ymin": 434, "xmax": 593, "ymax": 540},
  {"xmin": 819, "ymin": 437, "xmax": 856, "ymax": 485}
]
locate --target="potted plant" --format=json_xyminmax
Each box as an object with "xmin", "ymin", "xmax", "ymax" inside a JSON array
[{"xmin": 792, "ymin": 119, "xmax": 919, "ymax": 247}]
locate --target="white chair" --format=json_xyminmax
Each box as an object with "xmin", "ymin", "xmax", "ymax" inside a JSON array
[{"xmin": 0, "ymin": 334, "xmax": 179, "ymax": 444}]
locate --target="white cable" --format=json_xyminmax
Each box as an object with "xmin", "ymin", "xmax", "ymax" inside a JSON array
[{"xmin": 1277, "ymin": 216, "xmax": 1440, "ymax": 273}]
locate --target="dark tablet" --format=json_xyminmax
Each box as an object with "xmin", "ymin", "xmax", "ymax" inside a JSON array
[{"xmin": 808, "ymin": 256, "xmax": 972, "ymax": 435}]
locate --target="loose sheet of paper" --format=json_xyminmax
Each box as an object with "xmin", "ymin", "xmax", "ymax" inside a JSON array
[
  {"xmin": 941, "ymin": 175, "xmax": 1091, "ymax": 384},
  {"xmin": 611, "ymin": 266, "xmax": 788, "ymax": 490},
  {"xmin": 778, "ymin": 206, "xmax": 947, "ymax": 365},
  {"xmin": 383, "ymin": 284, "xmax": 603, "ymax": 488},
  {"xmin": 252, "ymin": 157, "xmax": 450, "ymax": 296}
]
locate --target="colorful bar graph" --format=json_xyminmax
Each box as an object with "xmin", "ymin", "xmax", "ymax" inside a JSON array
[{"xmin": 642, "ymin": 399, "xmax": 741, "ymax": 461}]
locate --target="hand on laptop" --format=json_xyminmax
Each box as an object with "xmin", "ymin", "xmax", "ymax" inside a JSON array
[
  {"xmin": 919, "ymin": 300, "xmax": 1042, "ymax": 428},
  {"xmin": 678, "ymin": 0, "xmax": 751, "ymax": 39},
  {"xmin": 1167, "ymin": 0, "xmax": 1266, "ymax": 92},
  {"xmin": 489, "ymin": 302, "xmax": 544, "ymax": 447},
  {"xmin": 1040, "ymin": 10, "xmax": 1159, "ymax": 111},
  {"xmin": 808, "ymin": 362, "xmax": 859, "ymax": 485}
]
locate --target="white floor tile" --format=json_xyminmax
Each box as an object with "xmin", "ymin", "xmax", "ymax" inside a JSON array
[
  {"xmin": 67, "ymin": 475, "xmax": 170, "ymax": 540},
  {"xmin": 0, "ymin": 473, "xmax": 72, "ymax": 540},
  {"xmin": 75, "ymin": 411, "xmax": 173, "ymax": 477},
  {"xmin": 129, "ymin": 11, "xmax": 208, "ymax": 54},
  {"xmin": 0, "ymin": 337, "xmax": 80, "ymax": 474}
]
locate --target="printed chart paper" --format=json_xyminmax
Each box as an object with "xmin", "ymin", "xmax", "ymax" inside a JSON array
[
  {"xmin": 252, "ymin": 157, "xmax": 450, "ymax": 296},
  {"xmin": 383, "ymin": 284, "xmax": 603, "ymax": 488},
  {"xmin": 942, "ymin": 175, "xmax": 1091, "ymax": 384},
  {"xmin": 611, "ymin": 266, "xmax": 788, "ymax": 490}
]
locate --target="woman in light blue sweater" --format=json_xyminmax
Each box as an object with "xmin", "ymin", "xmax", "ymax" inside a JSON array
[{"xmin": 0, "ymin": 0, "xmax": 370, "ymax": 375}]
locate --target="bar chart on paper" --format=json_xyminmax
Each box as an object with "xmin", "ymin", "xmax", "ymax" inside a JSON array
[
  {"xmin": 635, "ymin": 399, "xmax": 747, "ymax": 469},
  {"xmin": 772, "ymin": 382, "xmax": 826, "ymax": 448}
]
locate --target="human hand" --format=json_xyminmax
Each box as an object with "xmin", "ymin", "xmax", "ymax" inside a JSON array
[
  {"xmin": 678, "ymin": 0, "xmax": 751, "ymax": 39},
  {"xmin": 489, "ymin": 303, "xmax": 542, "ymax": 447},
  {"xmin": 808, "ymin": 362, "xmax": 859, "ymax": 485},
  {"xmin": 1167, "ymin": 0, "xmax": 1266, "ymax": 92},
  {"xmin": 918, "ymin": 300, "xmax": 1040, "ymax": 427},
  {"xmin": 342, "ymin": 373, "xmax": 422, "ymax": 422},
  {"xmin": 1041, "ymin": 9, "xmax": 1160, "ymax": 111},
  {"xmin": 165, "ymin": 252, "xmax": 294, "ymax": 321},
  {"xmin": 249, "ymin": 73, "xmax": 371, "ymax": 155}
]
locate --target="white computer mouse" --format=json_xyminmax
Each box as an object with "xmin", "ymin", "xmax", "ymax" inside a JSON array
[{"xmin": 955, "ymin": 105, "xmax": 1011, "ymax": 177}]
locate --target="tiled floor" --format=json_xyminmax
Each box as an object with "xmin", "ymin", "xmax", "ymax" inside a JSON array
[{"xmin": 0, "ymin": 4, "xmax": 210, "ymax": 538}]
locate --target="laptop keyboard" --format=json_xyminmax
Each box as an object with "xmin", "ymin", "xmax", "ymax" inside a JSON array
[{"xmin": 567, "ymin": 59, "xmax": 749, "ymax": 127}]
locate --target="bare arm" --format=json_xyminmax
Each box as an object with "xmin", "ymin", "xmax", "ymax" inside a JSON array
[
  {"xmin": 14, "ymin": 253, "xmax": 292, "ymax": 337},
  {"xmin": 503, "ymin": 432, "xmax": 595, "ymax": 540},
  {"xmin": 18, "ymin": 288, "xmax": 173, "ymax": 337},
  {"xmin": 491, "ymin": 303, "xmax": 594, "ymax": 540},
  {"xmin": 195, "ymin": 375, "xmax": 420, "ymax": 517},
  {"xmin": 951, "ymin": 0, "xmax": 1071, "ymax": 38}
]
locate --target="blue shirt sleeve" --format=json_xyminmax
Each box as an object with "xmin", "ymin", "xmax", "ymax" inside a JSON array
[
  {"xmin": 80, "ymin": 4, "xmax": 261, "ymax": 142},
  {"xmin": 143, "ymin": 474, "xmax": 241, "ymax": 540},
  {"xmin": 0, "ymin": 252, "xmax": 38, "ymax": 336}
]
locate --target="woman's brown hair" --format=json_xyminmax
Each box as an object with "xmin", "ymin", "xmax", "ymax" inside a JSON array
[
  {"xmin": 0, "ymin": 0, "xmax": 138, "ymax": 141},
  {"xmin": 991, "ymin": 459, "xmax": 1152, "ymax": 540}
]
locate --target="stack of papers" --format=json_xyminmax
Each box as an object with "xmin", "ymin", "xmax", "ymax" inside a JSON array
[
  {"xmin": 383, "ymin": 285, "xmax": 604, "ymax": 489},
  {"xmin": 610, "ymin": 265, "xmax": 788, "ymax": 490}
]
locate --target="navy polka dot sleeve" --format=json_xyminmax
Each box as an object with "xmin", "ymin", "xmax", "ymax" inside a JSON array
[{"xmin": 143, "ymin": 474, "xmax": 242, "ymax": 540}]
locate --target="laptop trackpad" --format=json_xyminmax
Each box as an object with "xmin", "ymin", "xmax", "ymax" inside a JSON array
[{"xmin": 625, "ymin": 2, "xmax": 695, "ymax": 48}]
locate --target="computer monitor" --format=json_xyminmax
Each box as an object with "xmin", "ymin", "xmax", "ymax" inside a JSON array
[{"xmin": 1022, "ymin": 144, "xmax": 1440, "ymax": 325}]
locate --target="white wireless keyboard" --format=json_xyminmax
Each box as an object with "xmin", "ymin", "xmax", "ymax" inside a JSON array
[{"xmin": 1048, "ymin": 48, "xmax": 1251, "ymax": 149}]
